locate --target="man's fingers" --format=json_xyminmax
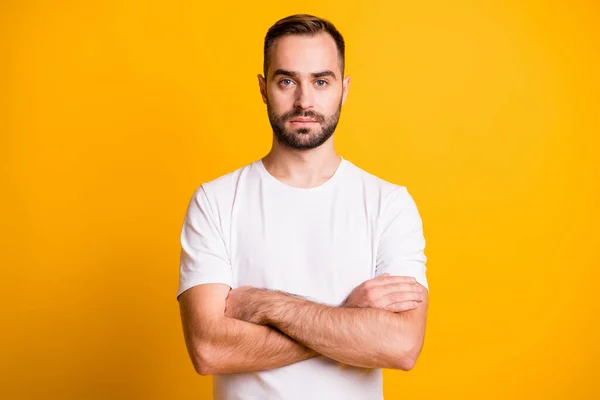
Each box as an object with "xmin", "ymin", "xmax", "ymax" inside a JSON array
[
  {"xmin": 374, "ymin": 282, "xmax": 423, "ymax": 301},
  {"xmin": 379, "ymin": 273, "xmax": 416, "ymax": 282},
  {"xmin": 380, "ymin": 289, "xmax": 424, "ymax": 306},
  {"xmin": 381, "ymin": 281, "xmax": 423, "ymax": 294},
  {"xmin": 371, "ymin": 274, "xmax": 417, "ymax": 285},
  {"xmin": 385, "ymin": 301, "xmax": 420, "ymax": 313}
]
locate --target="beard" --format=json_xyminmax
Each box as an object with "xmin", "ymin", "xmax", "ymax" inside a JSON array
[{"xmin": 267, "ymin": 98, "xmax": 342, "ymax": 150}]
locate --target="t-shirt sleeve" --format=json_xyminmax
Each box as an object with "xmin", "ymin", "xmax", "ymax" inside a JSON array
[
  {"xmin": 176, "ymin": 185, "xmax": 233, "ymax": 300},
  {"xmin": 375, "ymin": 186, "xmax": 429, "ymax": 291}
]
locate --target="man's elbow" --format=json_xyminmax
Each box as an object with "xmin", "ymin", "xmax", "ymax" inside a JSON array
[
  {"xmin": 191, "ymin": 342, "xmax": 216, "ymax": 376},
  {"xmin": 194, "ymin": 361, "xmax": 214, "ymax": 376},
  {"xmin": 391, "ymin": 340, "xmax": 424, "ymax": 371},
  {"xmin": 394, "ymin": 354, "xmax": 418, "ymax": 371}
]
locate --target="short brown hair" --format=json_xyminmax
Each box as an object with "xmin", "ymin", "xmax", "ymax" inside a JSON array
[{"xmin": 263, "ymin": 14, "xmax": 345, "ymax": 79}]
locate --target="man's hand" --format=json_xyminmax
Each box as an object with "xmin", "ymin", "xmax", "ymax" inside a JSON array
[{"xmin": 342, "ymin": 273, "xmax": 424, "ymax": 313}]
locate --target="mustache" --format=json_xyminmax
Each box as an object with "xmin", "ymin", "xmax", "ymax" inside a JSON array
[{"xmin": 281, "ymin": 109, "xmax": 325, "ymax": 123}]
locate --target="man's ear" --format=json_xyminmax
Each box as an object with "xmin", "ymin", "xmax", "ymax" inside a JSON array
[
  {"xmin": 258, "ymin": 74, "xmax": 267, "ymax": 104},
  {"xmin": 341, "ymin": 75, "xmax": 351, "ymax": 105}
]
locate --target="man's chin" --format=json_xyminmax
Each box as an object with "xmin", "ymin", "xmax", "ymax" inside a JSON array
[
  {"xmin": 292, "ymin": 129, "xmax": 312, "ymax": 136},
  {"xmin": 276, "ymin": 135, "xmax": 319, "ymax": 150}
]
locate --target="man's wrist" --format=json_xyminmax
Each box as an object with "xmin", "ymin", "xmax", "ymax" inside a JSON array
[
  {"xmin": 245, "ymin": 287, "xmax": 276, "ymax": 325},
  {"xmin": 249, "ymin": 288, "xmax": 301, "ymax": 326},
  {"xmin": 244, "ymin": 287, "xmax": 316, "ymax": 326},
  {"xmin": 264, "ymin": 290, "xmax": 309, "ymax": 327}
]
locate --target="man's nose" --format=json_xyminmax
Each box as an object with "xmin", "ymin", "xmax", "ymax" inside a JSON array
[{"xmin": 293, "ymin": 84, "xmax": 314, "ymax": 110}]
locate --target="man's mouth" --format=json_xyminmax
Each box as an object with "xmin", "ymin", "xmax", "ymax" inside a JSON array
[{"xmin": 289, "ymin": 118, "xmax": 317, "ymax": 123}]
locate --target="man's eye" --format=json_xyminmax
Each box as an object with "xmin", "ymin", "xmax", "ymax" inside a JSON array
[
  {"xmin": 315, "ymin": 80, "xmax": 328, "ymax": 87},
  {"xmin": 280, "ymin": 79, "xmax": 293, "ymax": 86}
]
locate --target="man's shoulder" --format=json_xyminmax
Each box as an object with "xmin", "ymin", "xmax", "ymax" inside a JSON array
[
  {"xmin": 203, "ymin": 161, "xmax": 255, "ymax": 188},
  {"xmin": 344, "ymin": 161, "xmax": 419, "ymax": 224},
  {"xmin": 344, "ymin": 159, "xmax": 408, "ymax": 198},
  {"xmin": 191, "ymin": 160, "xmax": 259, "ymax": 205}
]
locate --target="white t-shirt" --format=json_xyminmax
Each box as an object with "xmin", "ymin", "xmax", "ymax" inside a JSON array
[{"xmin": 177, "ymin": 156, "xmax": 429, "ymax": 400}]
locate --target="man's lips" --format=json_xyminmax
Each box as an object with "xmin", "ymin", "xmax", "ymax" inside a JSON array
[{"xmin": 289, "ymin": 119, "xmax": 317, "ymax": 123}]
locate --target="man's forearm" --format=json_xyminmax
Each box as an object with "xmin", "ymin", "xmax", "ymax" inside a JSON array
[
  {"xmin": 252, "ymin": 290, "xmax": 422, "ymax": 369},
  {"xmin": 196, "ymin": 315, "xmax": 318, "ymax": 375}
]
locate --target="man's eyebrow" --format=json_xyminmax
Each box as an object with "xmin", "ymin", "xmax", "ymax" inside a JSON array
[
  {"xmin": 311, "ymin": 70, "xmax": 337, "ymax": 80},
  {"xmin": 272, "ymin": 69, "xmax": 297, "ymax": 78},
  {"xmin": 272, "ymin": 69, "xmax": 338, "ymax": 80}
]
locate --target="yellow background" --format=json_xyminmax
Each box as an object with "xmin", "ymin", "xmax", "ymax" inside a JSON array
[{"xmin": 2, "ymin": 1, "xmax": 599, "ymax": 399}]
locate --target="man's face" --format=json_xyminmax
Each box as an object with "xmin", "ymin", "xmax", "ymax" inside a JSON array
[{"xmin": 259, "ymin": 33, "xmax": 350, "ymax": 150}]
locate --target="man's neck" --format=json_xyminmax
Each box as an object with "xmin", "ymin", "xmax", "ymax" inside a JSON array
[{"xmin": 261, "ymin": 139, "xmax": 342, "ymax": 189}]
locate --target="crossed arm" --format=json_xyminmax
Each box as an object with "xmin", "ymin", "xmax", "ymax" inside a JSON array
[
  {"xmin": 178, "ymin": 276, "xmax": 428, "ymax": 375},
  {"xmin": 178, "ymin": 283, "xmax": 318, "ymax": 375}
]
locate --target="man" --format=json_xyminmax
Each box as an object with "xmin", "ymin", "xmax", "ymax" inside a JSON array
[{"xmin": 177, "ymin": 14, "xmax": 429, "ymax": 400}]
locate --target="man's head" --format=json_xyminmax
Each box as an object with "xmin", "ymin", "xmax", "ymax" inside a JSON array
[{"xmin": 258, "ymin": 14, "xmax": 351, "ymax": 150}]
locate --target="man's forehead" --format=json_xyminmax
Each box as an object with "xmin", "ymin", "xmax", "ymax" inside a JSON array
[{"xmin": 269, "ymin": 33, "xmax": 340, "ymax": 76}]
